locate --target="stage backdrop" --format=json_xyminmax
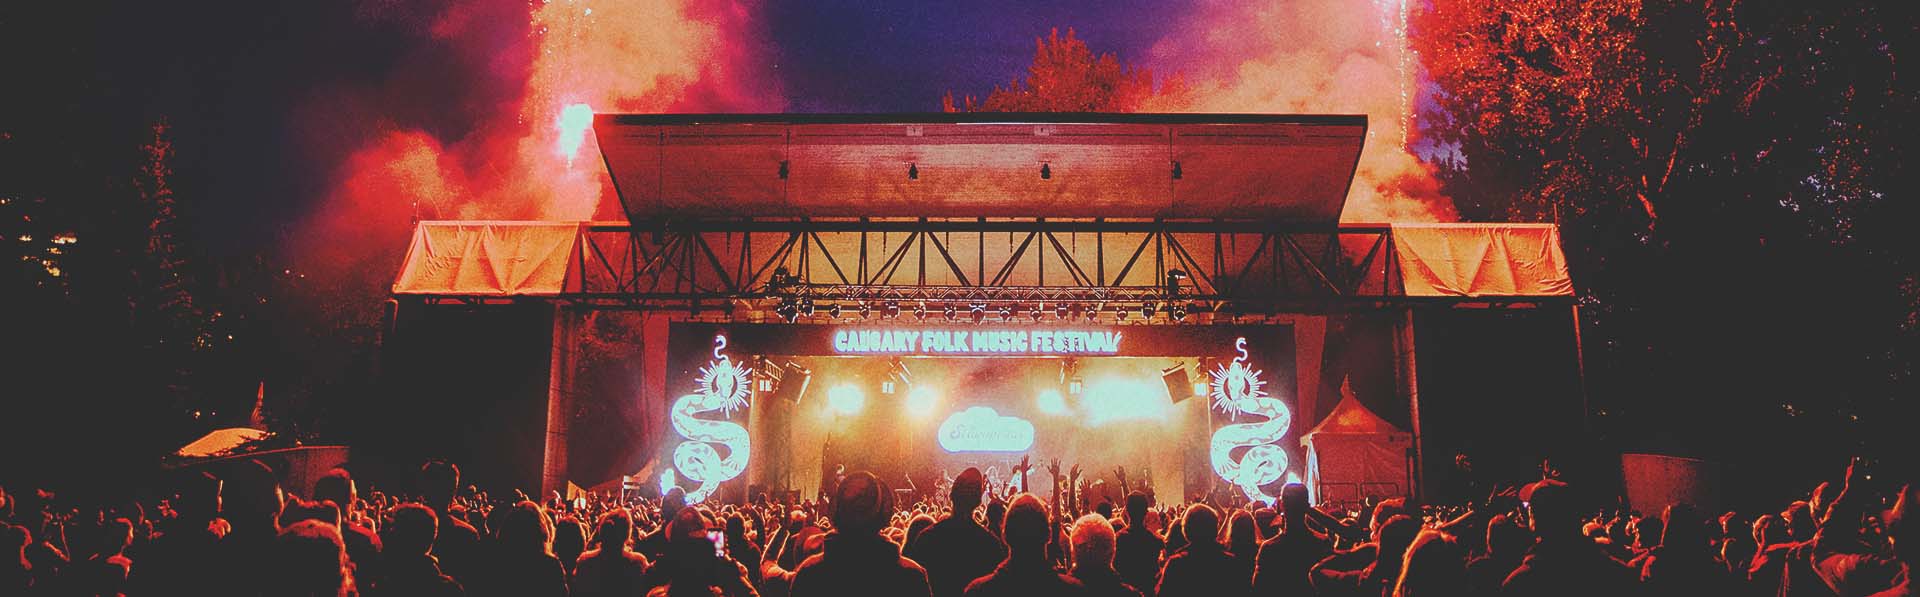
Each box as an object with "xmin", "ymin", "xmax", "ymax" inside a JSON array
[{"xmin": 659, "ymin": 322, "xmax": 1296, "ymax": 504}]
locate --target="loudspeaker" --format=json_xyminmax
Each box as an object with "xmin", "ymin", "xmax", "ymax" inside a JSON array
[
  {"xmin": 1162, "ymin": 362, "xmax": 1195, "ymax": 403},
  {"xmin": 768, "ymin": 362, "xmax": 812, "ymax": 404}
]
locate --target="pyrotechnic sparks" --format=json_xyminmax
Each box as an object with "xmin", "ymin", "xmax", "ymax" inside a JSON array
[{"xmin": 555, "ymin": 103, "xmax": 594, "ymax": 161}]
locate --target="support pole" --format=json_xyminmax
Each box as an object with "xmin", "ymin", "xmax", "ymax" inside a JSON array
[
  {"xmin": 1396, "ymin": 307, "xmax": 1425, "ymax": 502},
  {"xmin": 542, "ymin": 305, "xmax": 580, "ymax": 498}
]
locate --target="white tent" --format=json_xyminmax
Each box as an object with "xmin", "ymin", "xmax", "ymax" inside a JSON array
[{"xmin": 1301, "ymin": 382, "xmax": 1412, "ymax": 506}]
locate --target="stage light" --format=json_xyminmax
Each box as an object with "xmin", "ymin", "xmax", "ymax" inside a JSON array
[
  {"xmin": 828, "ymin": 303, "xmax": 843, "ymax": 319},
  {"xmin": 1081, "ymin": 379, "xmax": 1172, "ymax": 426},
  {"xmin": 799, "ymin": 298, "xmax": 816, "ymax": 317},
  {"xmin": 906, "ymin": 386, "xmax": 938, "ymax": 418},
  {"xmin": 1068, "ymin": 378, "xmax": 1083, "ymax": 395},
  {"xmin": 1036, "ymin": 389, "xmax": 1070, "ymax": 416},
  {"xmin": 1056, "ymin": 303, "xmax": 1069, "ymax": 319},
  {"xmin": 969, "ymin": 303, "xmax": 987, "ymax": 324},
  {"xmin": 828, "ymin": 384, "xmax": 865, "ymax": 415},
  {"xmin": 1115, "ymin": 306, "xmax": 1130, "ymax": 322},
  {"xmin": 858, "ymin": 302, "xmax": 872, "ymax": 319},
  {"xmin": 1193, "ymin": 381, "xmax": 1210, "ymax": 396},
  {"xmin": 915, "ymin": 302, "xmax": 928, "ymax": 320},
  {"xmin": 776, "ymin": 300, "xmax": 799, "ymax": 323},
  {"xmin": 942, "ymin": 303, "xmax": 957, "ymax": 321},
  {"xmin": 1171, "ymin": 303, "xmax": 1189, "ymax": 320},
  {"xmin": 883, "ymin": 301, "xmax": 901, "ymax": 319},
  {"xmin": 1140, "ymin": 302, "xmax": 1157, "ymax": 319},
  {"xmin": 881, "ymin": 380, "xmax": 897, "ymax": 394},
  {"xmin": 1085, "ymin": 305, "xmax": 1099, "ymax": 323},
  {"xmin": 998, "ymin": 304, "xmax": 1014, "ymax": 320}
]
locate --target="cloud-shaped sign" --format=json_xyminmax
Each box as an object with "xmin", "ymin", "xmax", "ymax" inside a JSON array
[{"xmin": 938, "ymin": 407, "xmax": 1035, "ymax": 453}]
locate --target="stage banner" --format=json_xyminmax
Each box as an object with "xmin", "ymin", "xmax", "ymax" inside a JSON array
[{"xmin": 670, "ymin": 323, "xmax": 1286, "ymax": 358}]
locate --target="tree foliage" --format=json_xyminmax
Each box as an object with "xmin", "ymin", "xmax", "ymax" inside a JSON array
[{"xmin": 945, "ymin": 28, "xmax": 1189, "ymax": 112}]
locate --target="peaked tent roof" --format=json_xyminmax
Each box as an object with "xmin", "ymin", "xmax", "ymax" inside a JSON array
[{"xmin": 1305, "ymin": 381, "xmax": 1407, "ymax": 437}]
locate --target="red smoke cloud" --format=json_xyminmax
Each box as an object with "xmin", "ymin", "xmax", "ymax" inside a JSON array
[
  {"xmin": 1149, "ymin": 0, "xmax": 1457, "ymax": 222},
  {"xmin": 291, "ymin": 0, "xmax": 782, "ymax": 300}
]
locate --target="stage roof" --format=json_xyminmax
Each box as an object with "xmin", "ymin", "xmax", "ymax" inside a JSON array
[{"xmin": 593, "ymin": 113, "xmax": 1366, "ymax": 224}]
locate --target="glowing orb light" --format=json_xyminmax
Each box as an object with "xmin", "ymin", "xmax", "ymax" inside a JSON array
[
  {"xmin": 659, "ymin": 469, "xmax": 676, "ymax": 495},
  {"xmin": 669, "ymin": 335, "xmax": 751, "ymax": 503},
  {"xmin": 1208, "ymin": 337, "xmax": 1291, "ymax": 505},
  {"xmin": 1036, "ymin": 389, "xmax": 1069, "ymax": 416},
  {"xmin": 905, "ymin": 386, "xmax": 939, "ymax": 418},
  {"xmin": 828, "ymin": 384, "xmax": 865, "ymax": 416}
]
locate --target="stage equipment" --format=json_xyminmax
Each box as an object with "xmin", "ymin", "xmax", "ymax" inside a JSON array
[
  {"xmin": 1161, "ymin": 362, "xmax": 1195, "ymax": 403},
  {"xmin": 769, "ymin": 362, "xmax": 812, "ymax": 404},
  {"xmin": 828, "ymin": 384, "xmax": 865, "ymax": 415}
]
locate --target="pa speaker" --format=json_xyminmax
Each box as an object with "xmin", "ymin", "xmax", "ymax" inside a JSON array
[
  {"xmin": 1162, "ymin": 362, "xmax": 1195, "ymax": 403},
  {"xmin": 769, "ymin": 362, "xmax": 812, "ymax": 404}
]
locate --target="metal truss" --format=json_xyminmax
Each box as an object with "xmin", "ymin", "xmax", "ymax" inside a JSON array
[{"xmin": 513, "ymin": 218, "xmax": 1434, "ymax": 317}]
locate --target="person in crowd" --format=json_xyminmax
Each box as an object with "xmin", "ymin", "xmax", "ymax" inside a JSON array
[
  {"xmin": 1463, "ymin": 513, "xmax": 1528, "ymax": 596},
  {"xmin": 1393, "ymin": 529, "xmax": 1467, "ymax": 597},
  {"xmin": 1872, "ymin": 484, "xmax": 1914, "ymax": 597},
  {"xmin": 962, "ymin": 493, "xmax": 1080, "ymax": 596},
  {"xmin": 904, "ymin": 513, "xmax": 936, "ymax": 551},
  {"xmin": 272, "ymin": 519, "xmax": 357, "ymax": 597},
  {"xmin": 1775, "ymin": 459, "xmax": 1902, "ymax": 596},
  {"xmin": 1499, "ymin": 482, "xmax": 1635, "ymax": 597},
  {"xmin": 905, "ymin": 467, "xmax": 1006, "ymax": 597},
  {"xmin": 1253, "ymin": 483, "xmax": 1333, "ymax": 595},
  {"xmin": 477, "ymin": 501, "xmax": 568, "ymax": 597},
  {"xmin": 376, "ymin": 503, "xmax": 463, "ymax": 597},
  {"xmin": 790, "ymin": 471, "xmax": 931, "ymax": 597},
  {"xmin": 553, "ymin": 514, "xmax": 587, "ymax": 578},
  {"xmin": 645, "ymin": 504, "xmax": 758, "ymax": 597},
  {"xmin": 1067, "ymin": 514, "xmax": 1142, "ymax": 597},
  {"xmin": 757, "ymin": 511, "xmax": 827, "ymax": 597},
  {"xmin": 1313, "ymin": 514, "xmax": 1419, "ymax": 597},
  {"xmin": 1113, "ymin": 491, "xmax": 1164, "ymax": 594},
  {"xmin": 420, "ymin": 460, "xmax": 481, "ymax": 589},
  {"xmin": 3, "ymin": 523, "xmax": 32, "ymax": 594},
  {"xmin": 72, "ymin": 516, "xmax": 135, "ymax": 597},
  {"xmin": 316, "ymin": 468, "xmax": 382, "ymax": 578},
  {"xmin": 571, "ymin": 508, "xmax": 649, "ymax": 597},
  {"xmin": 637, "ymin": 487, "xmax": 687, "ymax": 562},
  {"xmin": 1225, "ymin": 509, "xmax": 1259, "ymax": 588},
  {"xmin": 129, "ymin": 470, "xmax": 224, "ymax": 595},
  {"xmin": 1157, "ymin": 503, "xmax": 1247, "ymax": 597},
  {"xmin": 724, "ymin": 512, "xmax": 762, "ymax": 578},
  {"xmin": 1638, "ymin": 502, "xmax": 1732, "ymax": 595}
]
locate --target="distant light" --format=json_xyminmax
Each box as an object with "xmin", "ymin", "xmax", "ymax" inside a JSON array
[
  {"xmin": 828, "ymin": 384, "xmax": 865, "ymax": 415},
  {"xmin": 1192, "ymin": 381, "xmax": 1209, "ymax": 397},
  {"xmin": 1081, "ymin": 379, "xmax": 1171, "ymax": 426},
  {"xmin": 881, "ymin": 380, "xmax": 897, "ymax": 395},
  {"xmin": 1036, "ymin": 389, "xmax": 1069, "ymax": 416},
  {"xmin": 660, "ymin": 469, "xmax": 676, "ymax": 495},
  {"xmin": 1067, "ymin": 378, "xmax": 1083, "ymax": 395},
  {"xmin": 556, "ymin": 103, "xmax": 594, "ymax": 158},
  {"xmin": 906, "ymin": 386, "xmax": 938, "ymax": 418}
]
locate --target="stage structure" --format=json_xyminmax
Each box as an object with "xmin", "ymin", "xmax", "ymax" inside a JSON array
[{"xmin": 388, "ymin": 114, "xmax": 1578, "ymax": 503}]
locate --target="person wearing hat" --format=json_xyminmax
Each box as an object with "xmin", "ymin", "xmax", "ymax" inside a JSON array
[
  {"xmin": 788, "ymin": 471, "xmax": 931, "ymax": 597},
  {"xmin": 906, "ymin": 467, "xmax": 1007, "ymax": 597}
]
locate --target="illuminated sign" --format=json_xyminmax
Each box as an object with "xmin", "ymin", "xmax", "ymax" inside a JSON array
[
  {"xmin": 1209, "ymin": 337, "xmax": 1292, "ymax": 505},
  {"xmin": 937, "ymin": 407, "xmax": 1035, "ymax": 452},
  {"xmin": 668, "ymin": 335, "xmax": 752, "ymax": 503},
  {"xmin": 833, "ymin": 328, "xmax": 1121, "ymax": 355}
]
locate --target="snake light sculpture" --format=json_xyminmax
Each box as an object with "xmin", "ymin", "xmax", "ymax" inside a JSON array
[
  {"xmin": 669, "ymin": 335, "xmax": 753, "ymax": 503},
  {"xmin": 1208, "ymin": 337, "xmax": 1291, "ymax": 505}
]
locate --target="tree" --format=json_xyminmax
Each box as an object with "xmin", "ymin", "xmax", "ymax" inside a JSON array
[{"xmin": 945, "ymin": 28, "xmax": 1188, "ymax": 112}]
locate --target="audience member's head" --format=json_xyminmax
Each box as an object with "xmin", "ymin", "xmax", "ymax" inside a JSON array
[
  {"xmin": 419, "ymin": 461, "xmax": 460, "ymax": 508},
  {"xmin": 1752, "ymin": 513, "xmax": 1785, "ymax": 549},
  {"xmin": 832, "ymin": 471, "xmax": 892, "ymax": 536},
  {"xmin": 660, "ymin": 487, "xmax": 687, "ymax": 525},
  {"xmin": 223, "ymin": 460, "xmax": 284, "ymax": 533},
  {"xmin": 1784, "ymin": 500, "xmax": 1814, "ymax": 541},
  {"xmin": 101, "ymin": 517, "xmax": 134, "ymax": 556},
  {"xmin": 951, "ymin": 468, "xmax": 986, "ymax": 511},
  {"xmin": 1227, "ymin": 510, "xmax": 1258, "ymax": 554},
  {"xmin": 271, "ymin": 520, "xmax": 352, "ymax": 597},
  {"xmin": 1526, "ymin": 483, "xmax": 1580, "ymax": 539},
  {"xmin": 1375, "ymin": 515, "xmax": 1421, "ymax": 569},
  {"xmin": 905, "ymin": 513, "xmax": 935, "ymax": 547},
  {"xmin": 1886, "ymin": 483, "xmax": 1914, "ymax": 564},
  {"xmin": 591, "ymin": 508, "xmax": 633, "ymax": 552},
  {"xmin": 1124, "ymin": 491, "xmax": 1150, "ymax": 527},
  {"xmin": 175, "ymin": 471, "xmax": 222, "ymax": 523},
  {"xmin": 1182, "ymin": 504, "xmax": 1221, "ymax": 549},
  {"xmin": 497, "ymin": 501, "xmax": 553, "ymax": 555},
  {"xmin": 1630, "ymin": 516, "xmax": 1664, "ymax": 550},
  {"xmin": 278, "ymin": 498, "xmax": 342, "ymax": 530},
  {"xmin": 1001, "ymin": 494, "xmax": 1050, "ymax": 557},
  {"xmin": 1069, "ymin": 514, "xmax": 1117, "ymax": 572},
  {"xmin": 1393, "ymin": 529, "xmax": 1466, "ymax": 597},
  {"xmin": 1659, "ymin": 503, "xmax": 1702, "ymax": 549},
  {"xmin": 386, "ymin": 503, "xmax": 438, "ymax": 557},
  {"xmin": 1485, "ymin": 514, "xmax": 1531, "ymax": 557},
  {"xmin": 313, "ymin": 469, "xmax": 356, "ymax": 514},
  {"xmin": 985, "ymin": 500, "xmax": 1007, "ymax": 537},
  {"xmin": 1095, "ymin": 501, "xmax": 1115, "ymax": 521},
  {"xmin": 1280, "ymin": 483, "xmax": 1310, "ymax": 518}
]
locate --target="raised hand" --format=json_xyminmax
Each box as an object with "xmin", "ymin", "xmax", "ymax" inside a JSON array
[
  {"xmin": 1069, "ymin": 463, "xmax": 1082, "ymax": 481},
  {"xmin": 1048, "ymin": 459, "xmax": 1062, "ymax": 479}
]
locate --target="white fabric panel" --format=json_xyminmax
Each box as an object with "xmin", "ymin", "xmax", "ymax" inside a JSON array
[
  {"xmin": 393, "ymin": 221, "xmax": 581, "ymax": 295},
  {"xmin": 1390, "ymin": 223, "xmax": 1573, "ymax": 297}
]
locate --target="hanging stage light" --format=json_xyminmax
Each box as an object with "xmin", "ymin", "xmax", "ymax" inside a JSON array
[
  {"xmin": 1171, "ymin": 302, "xmax": 1189, "ymax": 320},
  {"xmin": 1055, "ymin": 303, "xmax": 1070, "ymax": 319},
  {"xmin": 913, "ymin": 302, "xmax": 928, "ymax": 320},
  {"xmin": 828, "ymin": 303, "xmax": 843, "ymax": 319},
  {"xmin": 858, "ymin": 302, "xmax": 873, "ymax": 319},
  {"xmin": 971, "ymin": 303, "xmax": 989, "ymax": 324},
  {"xmin": 799, "ymin": 297, "xmax": 816, "ymax": 317},
  {"xmin": 1085, "ymin": 304, "xmax": 1100, "ymax": 323},
  {"xmin": 883, "ymin": 301, "xmax": 901, "ymax": 319},
  {"xmin": 1140, "ymin": 301, "xmax": 1156, "ymax": 319},
  {"xmin": 997, "ymin": 304, "xmax": 1014, "ymax": 320},
  {"xmin": 942, "ymin": 303, "xmax": 958, "ymax": 321},
  {"xmin": 1028, "ymin": 304, "xmax": 1044, "ymax": 320}
]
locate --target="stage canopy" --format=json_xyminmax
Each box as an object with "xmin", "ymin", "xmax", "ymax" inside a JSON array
[
  {"xmin": 593, "ymin": 113, "xmax": 1367, "ymax": 223},
  {"xmin": 1301, "ymin": 383, "xmax": 1413, "ymax": 504}
]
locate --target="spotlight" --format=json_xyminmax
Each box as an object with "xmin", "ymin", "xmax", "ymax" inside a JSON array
[
  {"xmin": 1192, "ymin": 381, "xmax": 1210, "ymax": 396},
  {"xmin": 1170, "ymin": 302, "xmax": 1189, "ymax": 320},
  {"xmin": 881, "ymin": 380, "xmax": 897, "ymax": 394},
  {"xmin": 1036, "ymin": 389, "xmax": 1069, "ymax": 416},
  {"xmin": 970, "ymin": 303, "xmax": 988, "ymax": 324},
  {"xmin": 914, "ymin": 302, "xmax": 928, "ymax": 320},
  {"xmin": 1028, "ymin": 304, "xmax": 1043, "ymax": 320},
  {"xmin": 998, "ymin": 304, "xmax": 1014, "ymax": 320},
  {"xmin": 883, "ymin": 301, "xmax": 901, "ymax": 319},
  {"xmin": 943, "ymin": 303, "xmax": 958, "ymax": 321},
  {"xmin": 905, "ymin": 386, "xmax": 938, "ymax": 418},
  {"xmin": 828, "ymin": 384, "xmax": 865, "ymax": 415},
  {"xmin": 1055, "ymin": 303, "xmax": 1069, "ymax": 319},
  {"xmin": 1085, "ymin": 305, "xmax": 1099, "ymax": 323},
  {"xmin": 1140, "ymin": 302, "xmax": 1156, "ymax": 319},
  {"xmin": 828, "ymin": 303, "xmax": 843, "ymax": 319},
  {"xmin": 858, "ymin": 302, "xmax": 873, "ymax": 319},
  {"xmin": 1114, "ymin": 305, "xmax": 1130, "ymax": 322},
  {"xmin": 799, "ymin": 297, "xmax": 816, "ymax": 317},
  {"xmin": 776, "ymin": 299, "xmax": 799, "ymax": 323},
  {"xmin": 1068, "ymin": 378, "xmax": 1084, "ymax": 395}
]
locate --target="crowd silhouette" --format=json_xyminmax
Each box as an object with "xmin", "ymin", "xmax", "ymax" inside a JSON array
[{"xmin": 0, "ymin": 455, "xmax": 1912, "ymax": 596}]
